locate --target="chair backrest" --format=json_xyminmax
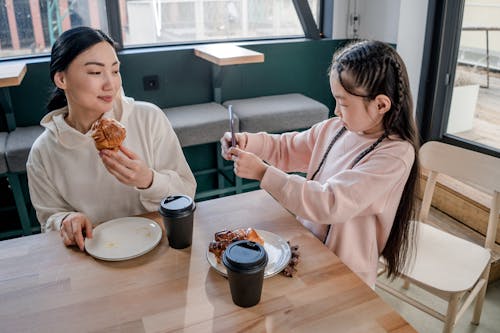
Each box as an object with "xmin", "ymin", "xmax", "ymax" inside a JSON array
[{"xmin": 419, "ymin": 141, "xmax": 500, "ymax": 249}]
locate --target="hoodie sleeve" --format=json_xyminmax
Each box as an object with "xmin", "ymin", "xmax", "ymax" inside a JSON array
[
  {"xmin": 243, "ymin": 122, "xmax": 323, "ymax": 173},
  {"xmin": 27, "ymin": 150, "xmax": 75, "ymax": 232},
  {"xmin": 260, "ymin": 147, "xmax": 413, "ymax": 224},
  {"xmin": 135, "ymin": 106, "xmax": 196, "ymax": 210}
]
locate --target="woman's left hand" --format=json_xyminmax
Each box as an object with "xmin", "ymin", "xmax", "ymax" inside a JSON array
[
  {"xmin": 99, "ymin": 146, "xmax": 153, "ymax": 189},
  {"xmin": 229, "ymin": 147, "xmax": 268, "ymax": 181}
]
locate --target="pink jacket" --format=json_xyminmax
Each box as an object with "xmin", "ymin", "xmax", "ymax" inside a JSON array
[{"xmin": 243, "ymin": 118, "xmax": 414, "ymax": 287}]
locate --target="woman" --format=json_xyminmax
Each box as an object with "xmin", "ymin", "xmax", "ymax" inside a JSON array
[{"xmin": 27, "ymin": 27, "xmax": 196, "ymax": 251}]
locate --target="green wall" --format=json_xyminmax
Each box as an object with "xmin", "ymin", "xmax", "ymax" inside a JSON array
[{"xmin": 6, "ymin": 39, "xmax": 346, "ymax": 127}]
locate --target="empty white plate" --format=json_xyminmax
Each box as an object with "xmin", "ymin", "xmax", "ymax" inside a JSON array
[{"xmin": 85, "ymin": 217, "xmax": 162, "ymax": 261}]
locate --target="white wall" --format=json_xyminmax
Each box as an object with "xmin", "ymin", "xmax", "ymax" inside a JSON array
[
  {"xmin": 332, "ymin": 0, "xmax": 429, "ymax": 113},
  {"xmin": 396, "ymin": 0, "xmax": 429, "ymax": 112}
]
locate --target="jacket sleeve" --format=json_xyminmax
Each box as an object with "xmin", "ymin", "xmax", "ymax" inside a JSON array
[
  {"xmin": 260, "ymin": 149, "xmax": 412, "ymax": 224},
  {"xmin": 244, "ymin": 123, "xmax": 323, "ymax": 173},
  {"xmin": 136, "ymin": 108, "xmax": 196, "ymax": 210},
  {"xmin": 27, "ymin": 151, "xmax": 75, "ymax": 232}
]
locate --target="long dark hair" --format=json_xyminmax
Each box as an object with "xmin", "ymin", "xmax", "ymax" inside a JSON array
[
  {"xmin": 47, "ymin": 26, "xmax": 116, "ymax": 111},
  {"xmin": 330, "ymin": 40, "xmax": 420, "ymax": 279}
]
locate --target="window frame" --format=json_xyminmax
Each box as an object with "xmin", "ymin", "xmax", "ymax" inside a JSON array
[{"xmin": 417, "ymin": 0, "xmax": 500, "ymax": 157}]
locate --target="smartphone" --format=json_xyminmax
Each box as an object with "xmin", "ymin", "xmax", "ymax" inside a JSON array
[{"xmin": 228, "ymin": 105, "xmax": 236, "ymax": 147}]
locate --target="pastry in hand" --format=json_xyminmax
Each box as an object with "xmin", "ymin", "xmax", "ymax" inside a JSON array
[{"xmin": 91, "ymin": 118, "xmax": 126, "ymax": 151}]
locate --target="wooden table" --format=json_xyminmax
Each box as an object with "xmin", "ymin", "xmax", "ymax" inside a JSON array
[
  {"xmin": 0, "ymin": 62, "xmax": 27, "ymax": 131},
  {"xmin": 0, "ymin": 190, "xmax": 416, "ymax": 332},
  {"xmin": 194, "ymin": 44, "xmax": 264, "ymax": 103}
]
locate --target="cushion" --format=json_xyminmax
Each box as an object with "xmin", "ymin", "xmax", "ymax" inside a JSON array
[
  {"xmin": 5, "ymin": 126, "xmax": 44, "ymax": 173},
  {"xmin": 0, "ymin": 132, "xmax": 7, "ymax": 174},
  {"xmin": 164, "ymin": 102, "xmax": 238, "ymax": 147},
  {"xmin": 223, "ymin": 93, "xmax": 329, "ymax": 133}
]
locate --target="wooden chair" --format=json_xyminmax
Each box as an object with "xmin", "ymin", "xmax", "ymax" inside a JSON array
[{"xmin": 376, "ymin": 141, "xmax": 500, "ymax": 333}]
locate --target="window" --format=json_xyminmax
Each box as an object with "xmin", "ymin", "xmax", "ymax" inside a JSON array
[
  {"xmin": 0, "ymin": 0, "xmax": 320, "ymax": 58},
  {"xmin": 447, "ymin": 1, "xmax": 500, "ymax": 150},
  {"xmin": 418, "ymin": 0, "xmax": 500, "ymax": 157},
  {"xmin": 0, "ymin": 0, "xmax": 108, "ymax": 58}
]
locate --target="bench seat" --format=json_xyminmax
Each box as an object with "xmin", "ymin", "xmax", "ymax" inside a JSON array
[
  {"xmin": 5, "ymin": 126, "xmax": 44, "ymax": 173},
  {"xmin": 223, "ymin": 93, "xmax": 329, "ymax": 133},
  {"xmin": 164, "ymin": 102, "xmax": 236, "ymax": 147},
  {"xmin": 0, "ymin": 132, "xmax": 7, "ymax": 174}
]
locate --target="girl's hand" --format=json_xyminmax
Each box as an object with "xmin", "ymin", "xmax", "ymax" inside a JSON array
[
  {"xmin": 60, "ymin": 212, "xmax": 93, "ymax": 251},
  {"xmin": 99, "ymin": 146, "xmax": 153, "ymax": 189},
  {"xmin": 230, "ymin": 147, "xmax": 268, "ymax": 181},
  {"xmin": 220, "ymin": 132, "xmax": 247, "ymax": 161}
]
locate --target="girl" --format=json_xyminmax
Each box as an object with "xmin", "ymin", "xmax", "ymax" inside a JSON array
[
  {"xmin": 220, "ymin": 40, "xmax": 419, "ymax": 287},
  {"xmin": 27, "ymin": 27, "xmax": 196, "ymax": 251}
]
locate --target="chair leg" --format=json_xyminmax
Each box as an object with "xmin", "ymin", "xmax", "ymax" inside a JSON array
[
  {"xmin": 403, "ymin": 278, "xmax": 410, "ymax": 289},
  {"xmin": 472, "ymin": 265, "xmax": 491, "ymax": 325},
  {"xmin": 7, "ymin": 173, "xmax": 32, "ymax": 236},
  {"xmin": 443, "ymin": 293, "xmax": 461, "ymax": 333}
]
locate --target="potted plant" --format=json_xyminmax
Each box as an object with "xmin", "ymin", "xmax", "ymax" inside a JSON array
[{"xmin": 447, "ymin": 69, "xmax": 480, "ymax": 134}]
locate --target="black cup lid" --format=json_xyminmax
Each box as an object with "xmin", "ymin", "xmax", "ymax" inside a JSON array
[
  {"xmin": 222, "ymin": 240, "xmax": 268, "ymax": 272},
  {"xmin": 159, "ymin": 195, "xmax": 195, "ymax": 218}
]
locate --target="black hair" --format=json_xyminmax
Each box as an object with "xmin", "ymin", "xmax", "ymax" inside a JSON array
[
  {"xmin": 47, "ymin": 26, "xmax": 116, "ymax": 111},
  {"xmin": 330, "ymin": 40, "xmax": 420, "ymax": 280}
]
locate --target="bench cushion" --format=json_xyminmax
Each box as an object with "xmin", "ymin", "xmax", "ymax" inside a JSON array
[
  {"xmin": 0, "ymin": 132, "xmax": 7, "ymax": 174},
  {"xmin": 5, "ymin": 126, "xmax": 44, "ymax": 173},
  {"xmin": 223, "ymin": 93, "xmax": 329, "ymax": 133},
  {"xmin": 164, "ymin": 102, "xmax": 237, "ymax": 147}
]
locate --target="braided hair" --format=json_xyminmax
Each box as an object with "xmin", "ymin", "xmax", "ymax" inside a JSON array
[{"xmin": 330, "ymin": 40, "xmax": 420, "ymax": 280}]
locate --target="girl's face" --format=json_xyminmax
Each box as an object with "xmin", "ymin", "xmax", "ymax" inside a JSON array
[
  {"xmin": 54, "ymin": 41, "xmax": 122, "ymax": 118},
  {"xmin": 330, "ymin": 71, "xmax": 387, "ymax": 134}
]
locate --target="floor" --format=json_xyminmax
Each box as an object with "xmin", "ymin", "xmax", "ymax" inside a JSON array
[{"xmin": 376, "ymin": 278, "xmax": 500, "ymax": 333}]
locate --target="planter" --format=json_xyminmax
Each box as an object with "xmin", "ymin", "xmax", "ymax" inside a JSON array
[{"xmin": 447, "ymin": 84, "xmax": 479, "ymax": 134}]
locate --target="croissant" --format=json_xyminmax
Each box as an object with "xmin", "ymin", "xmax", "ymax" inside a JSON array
[{"xmin": 91, "ymin": 118, "xmax": 126, "ymax": 151}]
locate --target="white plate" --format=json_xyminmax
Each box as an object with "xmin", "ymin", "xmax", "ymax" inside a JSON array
[
  {"xmin": 206, "ymin": 229, "xmax": 291, "ymax": 278},
  {"xmin": 85, "ymin": 217, "xmax": 162, "ymax": 261}
]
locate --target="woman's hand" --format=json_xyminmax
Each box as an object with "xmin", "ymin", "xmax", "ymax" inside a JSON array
[
  {"xmin": 99, "ymin": 146, "xmax": 153, "ymax": 189},
  {"xmin": 60, "ymin": 212, "xmax": 93, "ymax": 251},
  {"xmin": 220, "ymin": 132, "xmax": 247, "ymax": 161},
  {"xmin": 229, "ymin": 147, "xmax": 268, "ymax": 181}
]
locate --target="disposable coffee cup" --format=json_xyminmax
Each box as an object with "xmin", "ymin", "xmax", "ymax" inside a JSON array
[
  {"xmin": 222, "ymin": 240, "xmax": 268, "ymax": 307},
  {"xmin": 159, "ymin": 195, "xmax": 196, "ymax": 249}
]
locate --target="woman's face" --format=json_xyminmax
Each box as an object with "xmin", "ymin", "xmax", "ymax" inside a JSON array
[
  {"xmin": 54, "ymin": 41, "xmax": 121, "ymax": 118},
  {"xmin": 330, "ymin": 71, "xmax": 385, "ymax": 134}
]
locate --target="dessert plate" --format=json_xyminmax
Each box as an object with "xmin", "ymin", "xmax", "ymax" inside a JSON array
[
  {"xmin": 85, "ymin": 217, "xmax": 162, "ymax": 261},
  {"xmin": 206, "ymin": 229, "xmax": 291, "ymax": 278}
]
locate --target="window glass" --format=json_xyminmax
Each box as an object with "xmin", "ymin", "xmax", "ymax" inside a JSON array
[
  {"xmin": 122, "ymin": 0, "xmax": 306, "ymax": 46},
  {"xmin": 0, "ymin": 0, "xmax": 108, "ymax": 59},
  {"xmin": 447, "ymin": 0, "xmax": 500, "ymax": 150}
]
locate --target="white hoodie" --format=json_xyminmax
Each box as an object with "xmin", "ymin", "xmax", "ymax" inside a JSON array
[{"xmin": 27, "ymin": 95, "xmax": 196, "ymax": 232}]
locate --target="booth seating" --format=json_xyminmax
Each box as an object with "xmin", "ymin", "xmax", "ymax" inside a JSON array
[
  {"xmin": 164, "ymin": 102, "xmax": 236, "ymax": 147},
  {"xmin": 0, "ymin": 132, "xmax": 7, "ymax": 174},
  {"xmin": 223, "ymin": 93, "xmax": 329, "ymax": 133},
  {"xmin": 3, "ymin": 125, "xmax": 44, "ymax": 236},
  {"xmin": 163, "ymin": 102, "xmax": 238, "ymax": 200}
]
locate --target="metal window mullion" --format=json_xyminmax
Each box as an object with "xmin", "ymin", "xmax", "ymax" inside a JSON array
[
  {"xmin": 105, "ymin": 0, "xmax": 123, "ymax": 49},
  {"xmin": 292, "ymin": 0, "xmax": 321, "ymax": 40}
]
